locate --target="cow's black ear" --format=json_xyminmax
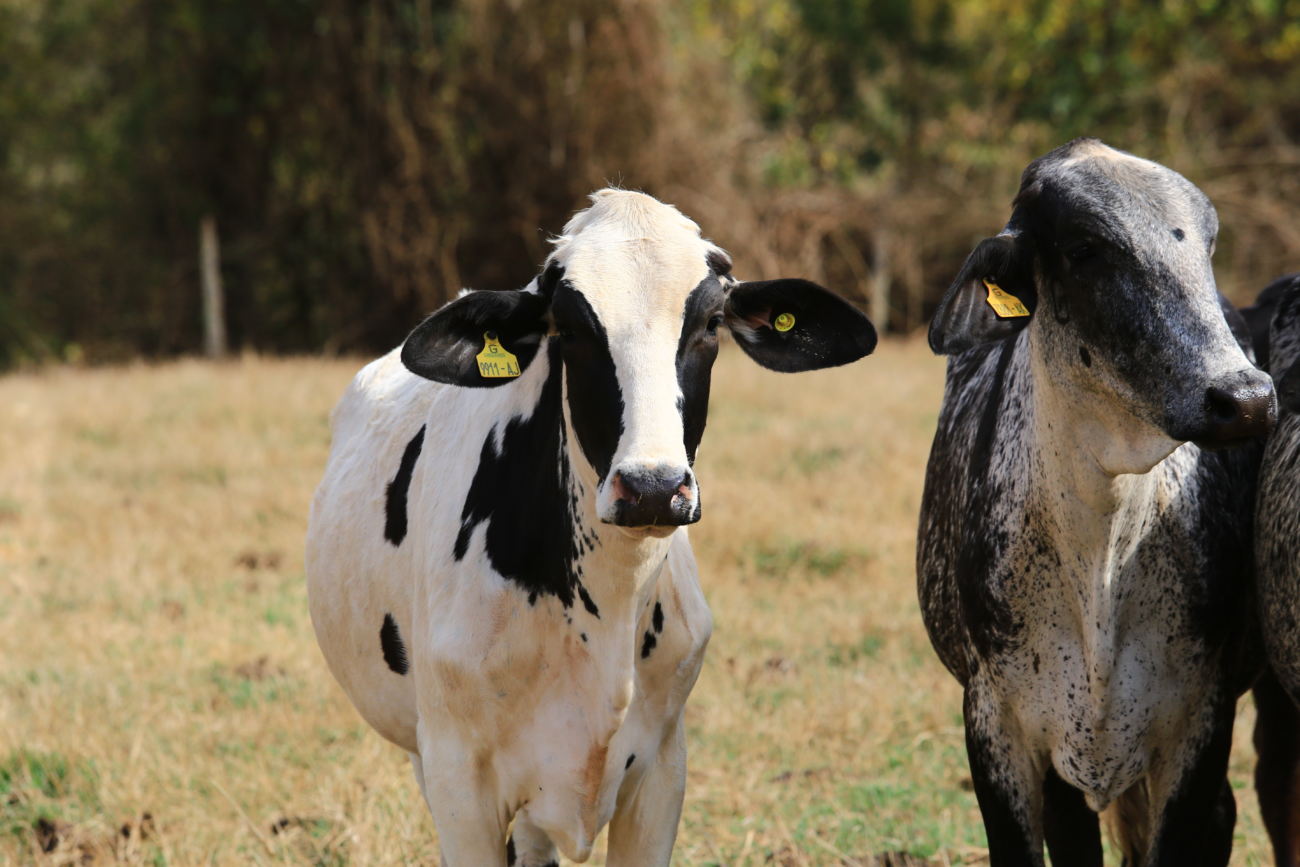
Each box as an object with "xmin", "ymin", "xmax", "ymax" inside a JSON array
[
  {"xmin": 401, "ymin": 289, "xmax": 549, "ymax": 387},
  {"xmin": 724, "ymin": 278, "xmax": 877, "ymax": 372},
  {"xmin": 929, "ymin": 232, "xmax": 1035, "ymax": 355},
  {"xmin": 1279, "ymin": 361, "xmax": 1300, "ymax": 415}
]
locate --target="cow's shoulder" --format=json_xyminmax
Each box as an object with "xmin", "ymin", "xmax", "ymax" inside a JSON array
[
  {"xmin": 919, "ymin": 334, "xmax": 1036, "ymax": 682},
  {"xmin": 329, "ymin": 347, "xmax": 433, "ymax": 448}
]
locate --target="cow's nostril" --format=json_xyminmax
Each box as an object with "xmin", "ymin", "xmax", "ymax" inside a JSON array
[
  {"xmin": 611, "ymin": 471, "xmax": 640, "ymax": 504},
  {"xmin": 1204, "ymin": 386, "xmax": 1241, "ymax": 424}
]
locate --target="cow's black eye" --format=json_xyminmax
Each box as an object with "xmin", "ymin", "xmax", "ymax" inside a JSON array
[
  {"xmin": 1064, "ymin": 242, "xmax": 1097, "ymax": 264},
  {"xmin": 705, "ymin": 313, "xmax": 723, "ymax": 335}
]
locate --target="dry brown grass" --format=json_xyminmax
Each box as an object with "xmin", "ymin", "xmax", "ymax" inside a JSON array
[{"xmin": 0, "ymin": 338, "xmax": 1275, "ymax": 864}]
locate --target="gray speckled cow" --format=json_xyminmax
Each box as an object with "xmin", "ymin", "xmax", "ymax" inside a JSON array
[
  {"xmin": 1242, "ymin": 272, "xmax": 1300, "ymax": 867},
  {"xmin": 917, "ymin": 138, "xmax": 1275, "ymax": 866}
]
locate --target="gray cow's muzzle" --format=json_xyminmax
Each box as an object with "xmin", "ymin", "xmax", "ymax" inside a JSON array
[{"xmin": 1178, "ymin": 368, "xmax": 1277, "ymax": 447}]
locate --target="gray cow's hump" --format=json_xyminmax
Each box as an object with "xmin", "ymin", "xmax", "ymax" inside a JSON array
[
  {"xmin": 1257, "ymin": 276, "xmax": 1300, "ymax": 699},
  {"xmin": 1259, "ymin": 417, "xmax": 1300, "ymax": 696}
]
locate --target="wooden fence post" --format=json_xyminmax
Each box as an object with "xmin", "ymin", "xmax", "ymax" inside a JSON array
[
  {"xmin": 200, "ymin": 215, "xmax": 227, "ymax": 359},
  {"xmin": 869, "ymin": 228, "xmax": 891, "ymax": 334}
]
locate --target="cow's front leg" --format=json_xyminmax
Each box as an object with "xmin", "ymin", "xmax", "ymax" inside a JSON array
[
  {"xmin": 1254, "ymin": 667, "xmax": 1300, "ymax": 867},
  {"xmin": 1140, "ymin": 696, "xmax": 1236, "ymax": 867},
  {"xmin": 418, "ymin": 737, "xmax": 511, "ymax": 867},
  {"xmin": 1041, "ymin": 767, "xmax": 1102, "ymax": 867},
  {"xmin": 605, "ymin": 718, "xmax": 687, "ymax": 867},
  {"xmin": 507, "ymin": 815, "xmax": 559, "ymax": 867},
  {"xmin": 964, "ymin": 686, "xmax": 1046, "ymax": 867}
]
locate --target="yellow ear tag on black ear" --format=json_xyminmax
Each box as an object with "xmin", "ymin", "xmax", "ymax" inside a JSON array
[
  {"xmin": 983, "ymin": 279, "xmax": 1030, "ymax": 318},
  {"xmin": 774, "ymin": 312, "xmax": 796, "ymax": 332},
  {"xmin": 476, "ymin": 332, "xmax": 521, "ymax": 378}
]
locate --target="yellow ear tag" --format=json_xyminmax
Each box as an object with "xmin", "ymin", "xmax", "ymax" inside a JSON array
[
  {"xmin": 983, "ymin": 279, "xmax": 1030, "ymax": 318},
  {"xmin": 476, "ymin": 332, "xmax": 521, "ymax": 379},
  {"xmin": 774, "ymin": 312, "xmax": 796, "ymax": 332}
]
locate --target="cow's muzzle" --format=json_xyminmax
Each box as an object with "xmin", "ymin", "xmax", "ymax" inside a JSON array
[
  {"xmin": 1187, "ymin": 368, "xmax": 1277, "ymax": 448},
  {"xmin": 606, "ymin": 464, "xmax": 700, "ymax": 527}
]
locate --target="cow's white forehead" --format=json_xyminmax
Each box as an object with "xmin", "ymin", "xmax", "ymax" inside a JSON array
[
  {"xmin": 547, "ymin": 189, "xmax": 722, "ymax": 327},
  {"xmin": 1053, "ymin": 142, "xmax": 1214, "ymax": 238}
]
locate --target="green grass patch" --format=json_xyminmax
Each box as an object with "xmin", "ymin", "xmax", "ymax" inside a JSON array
[
  {"xmin": 825, "ymin": 633, "xmax": 885, "ymax": 667},
  {"xmin": 208, "ymin": 661, "xmax": 300, "ymax": 710},
  {"xmin": 788, "ymin": 445, "xmax": 846, "ymax": 475},
  {"xmin": 0, "ymin": 749, "xmax": 102, "ymax": 842},
  {"xmin": 752, "ymin": 540, "xmax": 871, "ymax": 579}
]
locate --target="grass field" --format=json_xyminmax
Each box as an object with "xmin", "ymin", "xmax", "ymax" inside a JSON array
[{"xmin": 0, "ymin": 337, "xmax": 1276, "ymax": 865}]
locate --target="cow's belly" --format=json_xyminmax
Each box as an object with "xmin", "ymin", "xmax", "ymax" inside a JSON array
[
  {"xmin": 1004, "ymin": 622, "xmax": 1211, "ymax": 810},
  {"xmin": 306, "ymin": 542, "xmax": 420, "ymax": 751}
]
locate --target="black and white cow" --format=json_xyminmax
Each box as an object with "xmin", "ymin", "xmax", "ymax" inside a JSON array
[
  {"xmin": 306, "ymin": 189, "xmax": 876, "ymax": 866},
  {"xmin": 1243, "ymin": 273, "xmax": 1300, "ymax": 867},
  {"xmin": 917, "ymin": 138, "xmax": 1275, "ymax": 866}
]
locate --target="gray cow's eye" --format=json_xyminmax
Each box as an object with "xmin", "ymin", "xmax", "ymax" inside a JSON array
[
  {"xmin": 706, "ymin": 314, "xmax": 723, "ymax": 335},
  {"xmin": 1064, "ymin": 242, "xmax": 1097, "ymax": 264}
]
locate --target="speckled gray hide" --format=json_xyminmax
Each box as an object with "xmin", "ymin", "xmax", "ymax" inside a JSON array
[
  {"xmin": 918, "ymin": 139, "xmax": 1267, "ymax": 867},
  {"xmin": 1243, "ymin": 272, "xmax": 1300, "ymax": 867},
  {"xmin": 1257, "ymin": 274, "xmax": 1300, "ymax": 699}
]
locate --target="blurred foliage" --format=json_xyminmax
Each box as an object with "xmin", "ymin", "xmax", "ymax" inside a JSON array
[{"xmin": 1, "ymin": 0, "xmax": 1299, "ymax": 366}]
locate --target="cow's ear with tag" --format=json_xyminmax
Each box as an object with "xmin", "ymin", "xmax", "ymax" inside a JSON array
[
  {"xmin": 401, "ymin": 289, "xmax": 550, "ymax": 387},
  {"xmin": 929, "ymin": 232, "xmax": 1035, "ymax": 356},
  {"xmin": 724, "ymin": 278, "xmax": 877, "ymax": 372}
]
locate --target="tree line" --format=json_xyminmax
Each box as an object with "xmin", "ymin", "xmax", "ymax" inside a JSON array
[{"xmin": 2, "ymin": 0, "xmax": 1298, "ymax": 367}]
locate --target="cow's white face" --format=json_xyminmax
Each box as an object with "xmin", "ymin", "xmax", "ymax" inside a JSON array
[
  {"xmin": 548, "ymin": 192, "xmax": 725, "ymax": 532},
  {"xmin": 400, "ymin": 189, "xmax": 877, "ymax": 531}
]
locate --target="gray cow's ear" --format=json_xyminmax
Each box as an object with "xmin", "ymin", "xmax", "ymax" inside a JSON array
[
  {"xmin": 401, "ymin": 289, "xmax": 550, "ymax": 387},
  {"xmin": 724, "ymin": 278, "xmax": 877, "ymax": 372},
  {"xmin": 929, "ymin": 232, "xmax": 1035, "ymax": 356}
]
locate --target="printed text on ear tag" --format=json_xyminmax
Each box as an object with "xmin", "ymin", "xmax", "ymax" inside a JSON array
[
  {"xmin": 983, "ymin": 279, "xmax": 1030, "ymax": 319},
  {"xmin": 774, "ymin": 312, "xmax": 796, "ymax": 332},
  {"xmin": 476, "ymin": 332, "xmax": 521, "ymax": 378}
]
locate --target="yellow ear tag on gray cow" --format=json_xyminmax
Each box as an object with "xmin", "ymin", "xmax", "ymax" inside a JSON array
[
  {"xmin": 983, "ymin": 279, "xmax": 1030, "ymax": 319},
  {"xmin": 476, "ymin": 332, "xmax": 521, "ymax": 379},
  {"xmin": 774, "ymin": 312, "xmax": 796, "ymax": 332}
]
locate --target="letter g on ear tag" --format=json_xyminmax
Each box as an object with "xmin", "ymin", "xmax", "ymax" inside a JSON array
[
  {"xmin": 774, "ymin": 312, "xmax": 796, "ymax": 332},
  {"xmin": 983, "ymin": 279, "xmax": 1030, "ymax": 319},
  {"xmin": 476, "ymin": 332, "xmax": 521, "ymax": 378}
]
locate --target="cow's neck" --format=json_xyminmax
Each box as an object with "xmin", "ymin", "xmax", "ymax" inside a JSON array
[
  {"xmin": 561, "ymin": 425, "xmax": 676, "ymax": 625},
  {"xmin": 451, "ymin": 341, "xmax": 668, "ymax": 622},
  {"xmin": 1020, "ymin": 328, "xmax": 1179, "ymax": 688}
]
